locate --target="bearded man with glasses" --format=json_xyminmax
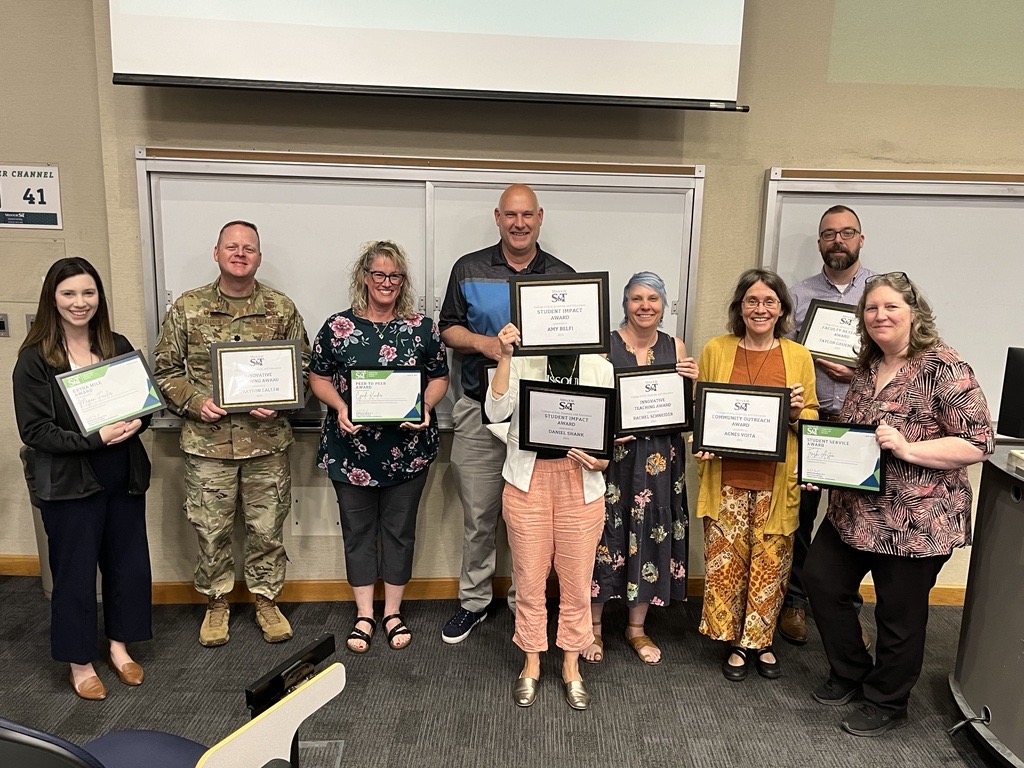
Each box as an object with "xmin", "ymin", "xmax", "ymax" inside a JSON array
[{"xmin": 778, "ymin": 205, "xmax": 876, "ymax": 647}]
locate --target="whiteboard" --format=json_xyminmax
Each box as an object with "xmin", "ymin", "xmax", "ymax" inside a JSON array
[
  {"xmin": 761, "ymin": 168, "xmax": 1024, "ymax": 422},
  {"xmin": 137, "ymin": 150, "xmax": 705, "ymax": 427}
]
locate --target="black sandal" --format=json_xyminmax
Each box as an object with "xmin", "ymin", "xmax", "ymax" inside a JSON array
[
  {"xmin": 382, "ymin": 613, "xmax": 412, "ymax": 650},
  {"xmin": 722, "ymin": 646, "xmax": 751, "ymax": 682},
  {"xmin": 346, "ymin": 616, "xmax": 376, "ymax": 654}
]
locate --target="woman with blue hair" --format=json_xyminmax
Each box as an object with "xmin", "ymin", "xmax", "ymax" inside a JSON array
[{"xmin": 582, "ymin": 272, "xmax": 697, "ymax": 665}]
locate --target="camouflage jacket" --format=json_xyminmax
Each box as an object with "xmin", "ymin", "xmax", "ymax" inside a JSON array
[{"xmin": 153, "ymin": 279, "xmax": 312, "ymax": 460}]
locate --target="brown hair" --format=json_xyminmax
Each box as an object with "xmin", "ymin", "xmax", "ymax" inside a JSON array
[
  {"xmin": 855, "ymin": 273, "xmax": 941, "ymax": 368},
  {"xmin": 20, "ymin": 257, "xmax": 116, "ymax": 368},
  {"xmin": 819, "ymin": 205, "xmax": 862, "ymax": 231},
  {"xmin": 726, "ymin": 268, "xmax": 794, "ymax": 338},
  {"xmin": 349, "ymin": 241, "xmax": 417, "ymax": 319},
  {"xmin": 217, "ymin": 220, "xmax": 260, "ymax": 249}
]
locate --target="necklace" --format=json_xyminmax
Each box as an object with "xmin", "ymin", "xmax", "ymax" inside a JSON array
[
  {"xmin": 367, "ymin": 317, "xmax": 394, "ymax": 341},
  {"xmin": 66, "ymin": 345, "xmax": 96, "ymax": 368},
  {"xmin": 741, "ymin": 339, "xmax": 776, "ymax": 385},
  {"xmin": 370, "ymin": 319, "xmax": 389, "ymax": 342},
  {"xmin": 547, "ymin": 355, "xmax": 580, "ymax": 384}
]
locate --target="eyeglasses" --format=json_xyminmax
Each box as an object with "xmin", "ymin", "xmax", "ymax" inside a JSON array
[
  {"xmin": 865, "ymin": 271, "xmax": 919, "ymax": 302},
  {"xmin": 865, "ymin": 271, "xmax": 908, "ymax": 285},
  {"xmin": 366, "ymin": 270, "xmax": 406, "ymax": 285},
  {"xmin": 819, "ymin": 227, "xmax": 861, "ymax": 242},
  {"xmin": 742, "ymin": 297, "xmax": 780, "ymax": 309}
]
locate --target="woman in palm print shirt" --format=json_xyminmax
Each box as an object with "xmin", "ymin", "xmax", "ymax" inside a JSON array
[{"xmin": 804, "ymin": 272, "xmax": 993, "ymax": 737}]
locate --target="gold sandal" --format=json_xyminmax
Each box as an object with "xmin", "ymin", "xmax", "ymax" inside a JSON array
[{"xmin": 625, "ymin": 622, "xmax": 661, "ymax": 666}]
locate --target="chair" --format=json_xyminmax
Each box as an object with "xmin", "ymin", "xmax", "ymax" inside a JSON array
[{"xmin": 0, "ymin": 662, "xmax": 346, "ymax": 768}]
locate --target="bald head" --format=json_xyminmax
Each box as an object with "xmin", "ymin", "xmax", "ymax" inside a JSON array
[{"xmin": 494, "ymin": 184, "xmax": 544, "ymax": 265}]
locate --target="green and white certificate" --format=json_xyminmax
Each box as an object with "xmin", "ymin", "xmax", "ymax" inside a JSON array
[
  {"xmin": 798, "ymin": 420, "xmax": 885, "ymax": 493},
  {"xmin": 348, "ymin": 367, "xmax": 425, "ymax": 424},
  {"xmin": 56, "ymin": 350, "xmax": 166, "ymax": 435}
]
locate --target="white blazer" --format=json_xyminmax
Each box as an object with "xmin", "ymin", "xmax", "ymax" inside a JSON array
[{"xmin": 485, "ymin": 354, "xmax": 614, "ymax": 504}]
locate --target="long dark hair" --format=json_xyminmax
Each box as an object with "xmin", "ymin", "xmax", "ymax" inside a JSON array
[{"xmin": 20, "ymin": 257, "xmax": 116, "ymax": 368}]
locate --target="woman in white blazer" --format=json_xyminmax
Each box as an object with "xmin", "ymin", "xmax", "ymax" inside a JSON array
[{"xmin": 486, "ymin": 322, "xmax": 613, "ymax": 711}]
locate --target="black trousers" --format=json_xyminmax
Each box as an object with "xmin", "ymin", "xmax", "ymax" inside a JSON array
[
  {"xmin": 785, "ymin": 488, "xmax": 863, "ymax": 612},
  {"xmin": 804, "ymin": 519, "xmax": 949, "ymax": 714},
  {"xmin": 332, "ymin": 472, "xmax": 428, "ymax": 588},
  {"xmin": 38, "ymin": 450, "xmax": 153, "ymax": 664}
]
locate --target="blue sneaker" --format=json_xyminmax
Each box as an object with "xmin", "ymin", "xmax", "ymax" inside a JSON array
[{"xmin": 442, "ymin": 607, "xmax": 488, "ymax": 644}]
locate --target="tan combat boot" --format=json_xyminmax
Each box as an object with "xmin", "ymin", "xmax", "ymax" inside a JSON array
[
  {"xmin": 254, "ymin": 595, "xmax": 293, "ymax": 643},
  {"xmin": 200, "ymin": 595, "xmax": 230, "ymax": 647}
]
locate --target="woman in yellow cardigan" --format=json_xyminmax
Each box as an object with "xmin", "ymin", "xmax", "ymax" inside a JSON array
[{"xmin": 694, "ymin": 268, "xmax": 817, "ymax": 682}]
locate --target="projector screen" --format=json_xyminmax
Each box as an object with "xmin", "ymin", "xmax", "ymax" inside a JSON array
[{"xmin": 109, "ymin": 0, "xmax": 746, "ymax": 109}]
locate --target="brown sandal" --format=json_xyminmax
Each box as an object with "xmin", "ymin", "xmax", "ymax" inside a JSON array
[
  {"xmin": 625, "ymin": 622, "xmax": 661, "ymax": 666},
  {"xmin": 581, "ymin": 622, "xmax": 604, "ymax": 664}
]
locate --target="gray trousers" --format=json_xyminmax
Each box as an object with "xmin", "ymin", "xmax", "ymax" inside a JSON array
[{"xmin": 451, "ymin": 395, "xmax": 515, "ymax": 612}]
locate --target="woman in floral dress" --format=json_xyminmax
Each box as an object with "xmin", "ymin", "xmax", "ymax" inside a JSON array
[
  {"xmin": 584, "ymin": 272, "xmax": 697, "ymax": 665},
  {"xmin": 309, "ymin": 241, "xmax": 449, "ymax": 653}
]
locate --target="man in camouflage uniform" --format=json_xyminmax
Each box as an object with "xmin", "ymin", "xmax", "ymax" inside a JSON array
[{"xmin": 154, "ymin": 220, "xmax": 311, "ymax": 647}]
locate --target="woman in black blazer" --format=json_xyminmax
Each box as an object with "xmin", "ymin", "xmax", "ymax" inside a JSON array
[{"xmin": 13, "ymin": 257, "xmax": 153, "ymax": 701}]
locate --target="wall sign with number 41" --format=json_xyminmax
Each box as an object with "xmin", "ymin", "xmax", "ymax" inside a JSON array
[{"xmin": 0, "ymin": 164, "xmax": 63, "ymax": 229}]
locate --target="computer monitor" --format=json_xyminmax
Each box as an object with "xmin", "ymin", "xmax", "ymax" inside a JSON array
[{"xmin": 997, "ymin": 347, "xmax": 1024, "ymax": 438}]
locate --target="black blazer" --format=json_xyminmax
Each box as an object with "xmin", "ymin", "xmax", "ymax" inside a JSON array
[{"xmin": 13, "ymin": 333, "xmax": 152, "ymax": 501}]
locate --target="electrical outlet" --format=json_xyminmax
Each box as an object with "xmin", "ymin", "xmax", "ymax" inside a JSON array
[{"xmin": 26, "ymin": 313, "xmax": 36, "ymax": 331}]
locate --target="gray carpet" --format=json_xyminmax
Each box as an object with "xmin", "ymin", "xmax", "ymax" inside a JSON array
[{"xmin": 0, "ymin": 576, "xmax": 996, "ymax": 768}]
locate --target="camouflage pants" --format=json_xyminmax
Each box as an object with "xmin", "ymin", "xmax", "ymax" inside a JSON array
[{"xmin": 183, "ymin": 452, "xmax": 291, "ymax": 600}]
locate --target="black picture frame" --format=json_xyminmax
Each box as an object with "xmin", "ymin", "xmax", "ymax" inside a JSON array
[
  {"xmin": 518, "ymin": 378, "xmax": 615, "ymax": 460},
  {"xmin": 508, "ymin": 271, "xmax": 610, "ymax": 356},
  {"xmin": 210, "ymin": 339, "xmax": 304, "ymax": 413},
  {"xmin": 614, "ymin": 364, "xmax": 693, "ymax": 436},
  {"xmin": 692, "ymin": 381, "xmax": 790, "ymax": 461},
  {"xmin": 796, "ymin": 299, "xmax": 859, "ymax": 366}
]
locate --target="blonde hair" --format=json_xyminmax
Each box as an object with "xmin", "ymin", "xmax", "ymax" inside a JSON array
[{"xmin": 349, "ymin": 241, "xmax": 417, "ymax": 319}]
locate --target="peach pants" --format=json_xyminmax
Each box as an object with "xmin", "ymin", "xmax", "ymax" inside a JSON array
[{"xmin": 502, "ymin": 458, "xmax": 604, "ymax": 653}]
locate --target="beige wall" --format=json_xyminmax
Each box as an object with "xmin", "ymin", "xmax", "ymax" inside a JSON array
[{"xmin": 2, "ymin": 1, "xmax": 1019, "ymax": 592}]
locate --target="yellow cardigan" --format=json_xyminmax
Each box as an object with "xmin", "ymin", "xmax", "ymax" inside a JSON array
[{"xmin": 695, "ymin": 334, "xmax": 818, "ymax": 536}]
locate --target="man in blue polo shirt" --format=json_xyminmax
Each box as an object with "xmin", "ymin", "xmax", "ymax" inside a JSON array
[
  {"xmin": 780, "ymin": 204, "xmax": 875, "ymax": 646},
  {"xmin": 438, "ymin": 184, "xmax": 574, "ymax": 643}
]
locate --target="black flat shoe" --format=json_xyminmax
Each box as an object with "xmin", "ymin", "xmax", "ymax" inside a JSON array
[
  {"xmin": 755, "ymin": 646, "xmax": 782, "ymax": 679},
  {"xmin": 722, "ymin": 646, "xmax": 750, "ymax": 682}
]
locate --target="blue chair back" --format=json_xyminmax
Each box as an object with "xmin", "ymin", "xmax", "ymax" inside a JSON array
[{"xmin": 0, "ymin": 716, "xmax": 104, "ymax": 768}]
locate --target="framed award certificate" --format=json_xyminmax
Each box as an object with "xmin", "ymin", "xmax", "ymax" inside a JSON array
[
  {"xmin": 798, "ymin": 420, "xmax": 886, "ymax": 493},
  {"xmin": 519, "ymin": 379, "xmax": 615, "ymax": 460},
  {"xmin": 347, "ymin": 367, "xmax": 426, "ymax": 424},
  {"xmin": 614, "ymin": 364, "xmax": 693, "ymax": 436},
  {"xmin": 210, "ymin": 339, "xmax": 304, "ymax": 413},
  {"xmin": 509, "ymin": 272, "xmax": 610, "ymax": 356},
  {"xmin": 692, "ymin": 382, "xmax": 791, "ymax": 461},
  {"xmin": 797, "ymin": 299, "xmax": 859, "ymax": 366},
  {"xmin": 56, "ymin": 349, "xmax": 166, "ymax": 435}
]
